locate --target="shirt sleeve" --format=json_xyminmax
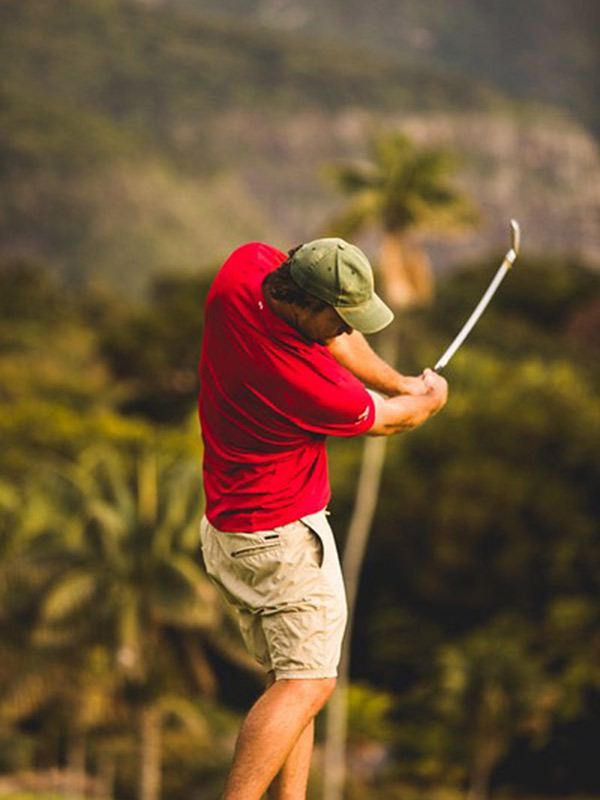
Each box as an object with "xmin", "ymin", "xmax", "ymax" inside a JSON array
[{"xmin": 265, "ymin": 353, "xmax": 376, "ymax": 437}]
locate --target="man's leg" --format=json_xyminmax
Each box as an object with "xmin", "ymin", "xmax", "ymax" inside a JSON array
[
  {"xmin": 267, "ymin": 719, "xmax": 314, "ymax": 800},
  {"xmin": 265, "ymin": 670, "xmax": 313, "ymax": 800},
  {"xmin": 222, "ymin": 676, "xmax": 335, "ymax": 800}
]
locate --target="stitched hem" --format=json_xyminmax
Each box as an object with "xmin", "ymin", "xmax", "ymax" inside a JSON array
[{"xmin": 272, "ymin": 668, "xmax": 338, "ymax": 680}]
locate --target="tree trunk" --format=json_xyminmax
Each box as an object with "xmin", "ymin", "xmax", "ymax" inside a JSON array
[
  {"xmin": 183, "ymin": 636, "xmax": 218, "ymax": 698},
  {"xmin": 96, "ymin": 751, "xmax": 117, "ymax": 799},
  {"xmin": 467, "ymin": 754, "xmax": 494, "ymax": 800},
  {"xmin": 139, "ymin": 704, "xmax": 161, "ymax": 800},
  {"xmin": 322, "ymin": 329, "xmax": 397, "ymax": 800},
  {"xmin": 466, "ymin": 735, "xmax": 504, "ymax": 800},
  {"xmin": 64, "ymin": 731, "xmax": 86, "ymax": 798},
  {"xmin": 379, "ymin": 232, "xmax": 434, "ymax": 309},
  {"xmin": 322, "ymin": 230, "xmax": 428, "ymax": 799}
]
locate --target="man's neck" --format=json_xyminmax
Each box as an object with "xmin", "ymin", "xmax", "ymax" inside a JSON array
[{"xmin": 263, "ymin": 276, "xmax": 303, "ymax": 333}]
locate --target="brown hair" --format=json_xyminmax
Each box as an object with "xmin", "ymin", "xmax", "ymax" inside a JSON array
[{"xmin": 263, "ymin": 248, "xmax": 329, "ymax": 311}]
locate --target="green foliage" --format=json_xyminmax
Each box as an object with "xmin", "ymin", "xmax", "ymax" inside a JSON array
[
  {"xmin": 326, "ymin": 132, "xmax": 477, "ymax": 236},
  {"xmin": 345, "ymin": 683, "xmax": 396, "ymax": 744},
  {"xmin": 0, "ymin": 260, "xmax": 66, "ymax": 321},
  {"xmin": 434, "ymin": 254, "xmax": 600, "ymax": 338},
  {"xmin": 436, "ymin": 617, "xmax": 548, "ymax": 795},
  {"xmin": 0, "ymin": 438, "xmax": 253, "ymax": 799},
  {"xmin": 0, "ymin": 796, "xmax": 78, "ymax": 800},
  {"xmin": 99, "ymin": 271, "xmax": 216, "ymax": 422},
  {"xmin": 2, "ymin": 229, "xmax": 600, "ymax": 793},
  {"xmin": 31, "ymin": 447, "xmax": 213, "ymax": 651},
  {"xmin": 365, "ymin": 354, "xmax": 600, "ymax": 623},
  {"xmin": 2, "ymin": 0, "xmax": 502, "ymax": 123},
  {"xmin": 336, "ymin": 258, "xmax": 600, "ymax": 794},
  {"xmin": 0, "ymin": 86, "xmax": 140, "ymax": 172}
]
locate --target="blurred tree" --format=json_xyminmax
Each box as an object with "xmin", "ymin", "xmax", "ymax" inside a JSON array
[
  {"xmin": 346, "ymin": 348, "xmax": 600, "ymax": 792},
  {"xmin": 368, "ymin": 354, "xmax": 600, "ymax": 621},
  {"xmin": 542, "ymin": 594, "xmax": 600, "ymax": 721},
  {"xmin": 0, "ymin": 445, "xmax": 255, "ymax": 800},
  {"xmin": 0, "ymin": 259, "xmax": 68, "ymax": 322},
  {"xmin": 99, "ymin": 271, "xmax": 215, "ymax": 423},
  {"xmin": 437, "ymin": 618, "xmax": 550, "ymax": 800},
  {"xmin": 565, "ymin": 296, "xmax": 600, "ymax": 366},
  {"xmin": 325, "ymin": 131, "xmax": 476, "ymax": 309},
  {"xmin": 430, "ymin": 254, "xmax": 600, "ymax": 374}
]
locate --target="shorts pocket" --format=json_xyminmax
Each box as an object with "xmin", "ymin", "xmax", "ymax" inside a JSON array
[
  {"xmin": 304, "ymin": 526, "xmax": 324, "ymax": 569},
  {"xmin": 226, "ymin": 534, "xmax": 285, "ymax": 608},
  {"xmin": 231, "ymin": 541, "xmax": 282, "ymax": 559},
  {"xmin": 300, "ymin": 513, "xmax": 333, "ymax": 569}
]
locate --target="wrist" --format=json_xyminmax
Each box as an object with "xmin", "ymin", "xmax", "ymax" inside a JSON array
[
  {"xmin": 395, "ymin": 377, "xmax": 410, "ymax": 394},
  {"xmin": 394, "ymin": 374, "xmax": 429, "ymax": 397}
]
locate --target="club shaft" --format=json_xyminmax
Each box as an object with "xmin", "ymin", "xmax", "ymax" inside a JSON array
[
  {"xmin": 434, "ymin": 260, "xmax": 510, "ymax": 371},
  {"xmin": 433, "ymin": 219, "xmax": 520, "ymax": 372}
]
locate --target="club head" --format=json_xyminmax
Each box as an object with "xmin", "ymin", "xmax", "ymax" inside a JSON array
[
  {"xmin": 510, "ymin": 219, "xmax": 521, "ymax": 255},
  {"xmin": 506, "ymin": 219, "xmax": 521, "ymax": 267}
]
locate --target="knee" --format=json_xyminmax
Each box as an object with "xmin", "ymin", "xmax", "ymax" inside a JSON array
[
  {"xmin": 319, "ymin": 677, "xmax": 337, "ymax": 705},
  {"xmin": 309, "ymin": 677, "xmax": 337, "ymax": 716},
  {"xmin": 284, "ymin": 676, "xmax": 337, "ymax": 714}
]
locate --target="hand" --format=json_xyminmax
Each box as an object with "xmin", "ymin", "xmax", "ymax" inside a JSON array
[
  {"xmin": 397, "ymin": 375, "xmax": 430, "ymax": 397},
  {"xmin": 422, "ymin": 368, "xmax": 448, "ymax": 411}
]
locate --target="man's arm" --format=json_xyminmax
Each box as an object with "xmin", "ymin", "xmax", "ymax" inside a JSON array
[
  {"xmin": 327, "ymin": 330, "xmax": 425, "ymax": 396},
  {"xmin": 367, "ymin": 369, "xmax": 448, "ymax": 436}
]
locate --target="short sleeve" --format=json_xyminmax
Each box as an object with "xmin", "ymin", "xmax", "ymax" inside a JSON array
[{"xmin": 263, "ymin": 353, "xmax": 376, "ymax": 437}]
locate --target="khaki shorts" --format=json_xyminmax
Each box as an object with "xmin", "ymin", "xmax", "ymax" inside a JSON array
[{"xmin": 199, "ymin": 509, "xmax": 347, "ymax": 680}]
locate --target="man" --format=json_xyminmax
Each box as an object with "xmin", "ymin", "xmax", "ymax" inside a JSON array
[{"xmin": 198, "ymin": 238, "xmax": 447, "ymax": 800}]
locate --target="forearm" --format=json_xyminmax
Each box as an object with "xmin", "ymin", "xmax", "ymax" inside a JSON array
[
  {"xmin": 327, "ymin": 331, "xmax": 414, "ymax": 396},
  {"xmin": 367, "ymin": 391, "xmax": 441, "ymax": 436}
]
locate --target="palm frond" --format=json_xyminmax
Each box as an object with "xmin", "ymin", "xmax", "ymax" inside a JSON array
[
  {"xmin": 324, "ymin": 162, "xmax": 375, "ymax": 194},
  {"xmin": 0, "ymin": 666, "xmax": 59, "ymax": 721},
  {"xmin": 325, "ymin": 129, "xmax": 478, "ymax": 240},
  {"xmin": 40, "ymin": 570, "xmax": 97, "ymax": 622}
]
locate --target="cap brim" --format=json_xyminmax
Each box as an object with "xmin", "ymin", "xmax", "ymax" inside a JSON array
[{"xmin": 335, "ymin": 292, "xmax": 394, "ymax": 334}]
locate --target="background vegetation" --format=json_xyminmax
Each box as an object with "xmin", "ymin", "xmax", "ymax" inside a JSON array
[
  {"xmin": 2, "ymin": 249, "xmax": 599, "ymax": 799},
  {"xmin": 1, "ymin": 0, "xmax": 599, "ymax": 798}
]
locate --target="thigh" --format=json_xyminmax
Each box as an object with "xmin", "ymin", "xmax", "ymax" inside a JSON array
[
  {"xmin": 264, "ymin": 513, "xmax": 347, "ymax": 679},
  {"xmin": 200, "ymin": 514, "xmax": 347, "ymax": 679}
]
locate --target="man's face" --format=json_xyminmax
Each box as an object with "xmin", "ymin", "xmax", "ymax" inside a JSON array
[{"xmin": 299, "ymin": 304, "xmax": 352, "ymax": 346}]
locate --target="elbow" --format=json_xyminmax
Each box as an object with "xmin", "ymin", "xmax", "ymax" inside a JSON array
[
  {"xmin": 368, "ymin": 406, "xmax": 437, "ymax": 437},
  {"xmin": 367, "ymin": 419, "xmax": 419, "ymax": 437}
]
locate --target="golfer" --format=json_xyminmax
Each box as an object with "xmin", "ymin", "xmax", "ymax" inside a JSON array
[{"xmin": 198, "ymin": 238, "xmax": 447, "ymax": 800}]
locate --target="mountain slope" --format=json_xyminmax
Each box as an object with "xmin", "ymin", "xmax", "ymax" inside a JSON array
[
  {"xmin": 0, "ymin": 0, "xmax": 518, "ymax": 291},
  {"xmin": 1, "ymin": 0, "xmax": 598, "ymax": 293},
  {"xmin": 170, "ymin": 0, "xmax": 600, "ymax": 137}
]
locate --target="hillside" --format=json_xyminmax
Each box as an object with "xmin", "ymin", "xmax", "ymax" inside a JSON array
[
  {"xmin": 1, "ymin": 0, "xmax": 599, "ymax": 294},
  {"xmin": 171, "ymin": 0, "xmax": 600, "ymax": 138}
]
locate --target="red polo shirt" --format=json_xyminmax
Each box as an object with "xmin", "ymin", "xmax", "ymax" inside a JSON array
[{"xmin": 199, "ymin": 242, "xmax": 375, "ymax": 532}]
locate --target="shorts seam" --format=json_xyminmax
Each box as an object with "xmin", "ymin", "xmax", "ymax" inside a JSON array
[{"xmin": 273, "ymin": 669, "xmax": 338, "ymax": 680}]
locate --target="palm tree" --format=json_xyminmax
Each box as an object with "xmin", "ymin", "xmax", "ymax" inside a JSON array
[
  {"xmin": 0, "ymin": 479, "xmax": 121, "ymax": 797},
  {"xmin": 322, "ymin": 131, "xmax": 477, "ymax": 800},
  {"xmin": 437, "ymin": 621, "xmax": 550, "ymax": 800},
  {"xmin": 3, "ymin": 445, "xmax": 255, "ymax": 800},
  {"xmin": 325, "ymin": 131, "xmax": 476, "ymax": 309}
]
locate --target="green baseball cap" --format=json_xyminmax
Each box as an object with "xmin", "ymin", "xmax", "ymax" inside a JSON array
[{"xmin": 289, "ymin": 238, "xmax": 394, "ymax": 334}]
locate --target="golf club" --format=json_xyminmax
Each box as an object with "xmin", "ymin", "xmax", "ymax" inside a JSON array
[{"xmin": 434, "ymin": 219, "xmax": 521, "ymax": 372}]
